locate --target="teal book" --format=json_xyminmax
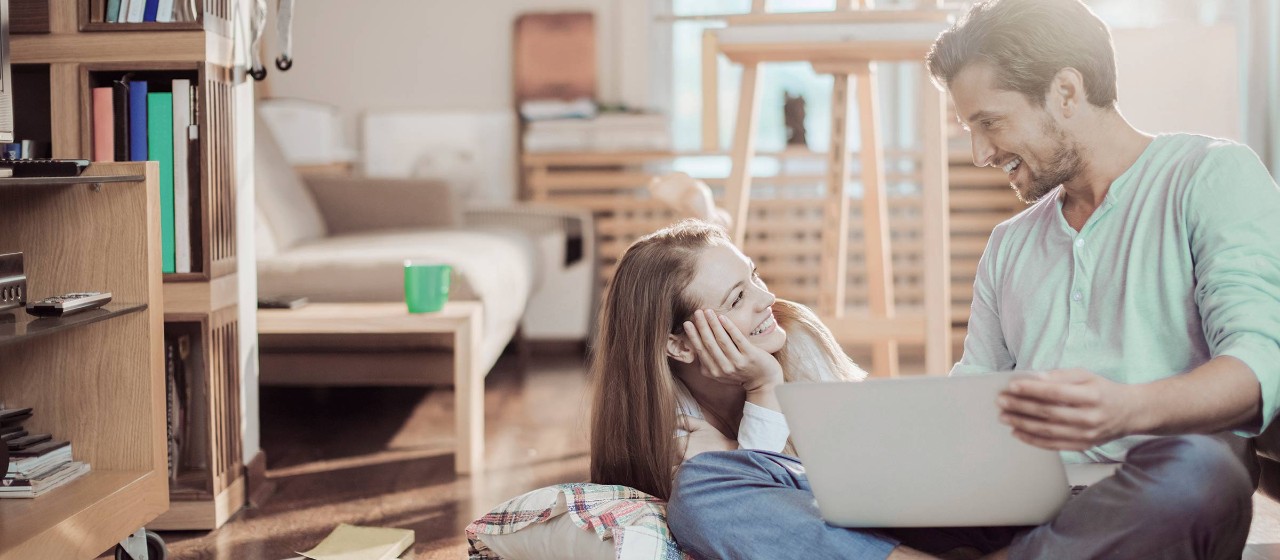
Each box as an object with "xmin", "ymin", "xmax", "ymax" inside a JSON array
[
  {"xmin": 106, "ymin": 0, "xmax": 122, "ymax": 22},
  {"xmin": 147, "ymin": 91, "xmax": 176, "ymax": 273}
]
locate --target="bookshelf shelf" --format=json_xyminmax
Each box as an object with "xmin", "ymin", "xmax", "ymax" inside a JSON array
[
  {"xmin": 10, "ymin": 0, "xmax": 249, "ymax": 536},
  {"xmin": 0, "ymin": 470, "xmax": 164, "ymax": 560},
  {"xmin": 0, "ymin": 162, "xmax": 166, "ymax": 560},
  {"xmin": 0, "ymin": 172, "xmax": 142, "ymax": 188},
  {"xmin": 0, "ymin": 302, "xmax": 146, "ymax": 347}
]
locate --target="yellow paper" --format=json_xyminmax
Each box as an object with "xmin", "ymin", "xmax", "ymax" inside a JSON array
[{"xmin": 299, "ymin": 524, "xmax": 414, "ymax": 560}]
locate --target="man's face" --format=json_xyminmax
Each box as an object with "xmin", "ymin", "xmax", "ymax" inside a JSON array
[{"xmin": 949, "ymin": 63, "xmax": 1084, "ymax": 204}]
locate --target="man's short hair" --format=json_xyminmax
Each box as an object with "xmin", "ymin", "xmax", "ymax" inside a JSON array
[{"xmin": 925, "ymin": 0, "xmax": 1118, "ymax": 109}]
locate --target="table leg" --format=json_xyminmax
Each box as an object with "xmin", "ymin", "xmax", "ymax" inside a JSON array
[{"xmin": 454, "ymin": 313, "xmax": 484, "ymax": 474}]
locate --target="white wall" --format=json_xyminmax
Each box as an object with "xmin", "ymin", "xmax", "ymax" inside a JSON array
[{"xmin": 266, "ymin": 0, "xmax": 654, "ymax": 137}]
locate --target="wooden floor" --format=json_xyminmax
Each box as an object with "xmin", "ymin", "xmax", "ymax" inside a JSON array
[{"xmin": 147, "ymin": 349, "xmax": 1280, "ymax": 559}]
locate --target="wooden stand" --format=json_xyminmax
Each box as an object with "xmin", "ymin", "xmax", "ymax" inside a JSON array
[
  {"xmin": 11, "ymin": 0, "xmax": 249, "ymax": 530},
  {"xmin": 258, "ymin": 302, "xmax": 485, "ymax": 474},
  {"xmin": 707, "ymin": 4, "xmax": 954, "ymax": 376},
  {"xmin": 0, "ymin": 164, "xmax": 167, "ymax": 560}
]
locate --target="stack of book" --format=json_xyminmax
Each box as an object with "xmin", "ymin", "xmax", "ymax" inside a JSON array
[
  {"xmin": 2, "ymin": 407, "xmax": 90, "ymax": 499},
  {"xmin": 91, "ymin": 77, "xmax": 200, "ymax": 274},
  {"xmin": 100, "ymin": 0, "xmax": 199, "ymax": 23},
  {"xmin": 523, "ymin": 112, "xmax": 671, "ymax": 153}
]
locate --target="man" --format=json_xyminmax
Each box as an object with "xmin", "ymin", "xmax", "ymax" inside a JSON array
[{"xmin": 666, "ymin": 0, "xmax": 1280, "ymax": 558}]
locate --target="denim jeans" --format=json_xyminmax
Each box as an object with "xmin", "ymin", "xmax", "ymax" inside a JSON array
[{"xmin": 667, "ymin": 435, "xmax": 1252, "ymax": 559}]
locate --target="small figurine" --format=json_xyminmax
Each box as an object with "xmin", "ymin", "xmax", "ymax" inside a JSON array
[{"xmin": 784, "ymin": 92, "xmax": 808, "ymax": 147}]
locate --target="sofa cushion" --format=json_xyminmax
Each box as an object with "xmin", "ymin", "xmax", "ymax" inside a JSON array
[
  {"xmin": 255, "ymin": 113, "xmax": 328, "ymax": 250},
  {"xmin": 257, "ymin": 227, "xmax": 537, "ymax": 369}
]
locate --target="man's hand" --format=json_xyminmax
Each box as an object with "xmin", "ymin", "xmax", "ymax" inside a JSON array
[
  {"xmin": 997, "ymin": 369, "xmax": 1143, "ymax": 451},
  {"xmin": 678, "ymin": 415, "xmax": 737, "ymax": 461}
]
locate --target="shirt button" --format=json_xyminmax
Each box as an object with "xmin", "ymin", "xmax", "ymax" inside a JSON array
[
  {"xmin": 1075, "ymin": 238, "xmax": 1084, "ymax": 248},
  {"xmin": 1071, "ymin": 291, "xmax": 1083, "ymax": 302}
]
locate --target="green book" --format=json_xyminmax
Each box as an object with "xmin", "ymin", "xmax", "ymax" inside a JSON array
[
  {"xmin": 147, "ymin": 91, "xmax": 176, "ymax": 274},
  {"xmin": 106, "ymin": 0, "xmax": 122, "ymax": 22}
]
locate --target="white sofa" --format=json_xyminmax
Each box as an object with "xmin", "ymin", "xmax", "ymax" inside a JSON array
[{"xmin": 254, "ymin": 115, "xmax": 593, "ymax": 382}]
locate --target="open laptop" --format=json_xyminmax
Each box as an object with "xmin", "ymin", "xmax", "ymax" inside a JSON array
[{"xmin": 776, "ymin": 373, "xmax": 1120, "ymax": 528}]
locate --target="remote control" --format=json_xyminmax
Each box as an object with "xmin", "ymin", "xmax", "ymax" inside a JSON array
[
  {"xmin": 25, "ymin": 292, "xmax": 112, "ymax": 317},
  {"xmin": 0, "ymin": 159, "xmax": 90, "ymax": 178}
]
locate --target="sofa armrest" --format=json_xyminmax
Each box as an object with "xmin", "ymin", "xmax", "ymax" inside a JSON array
[
  {"xmin": 303, "ymin": 175, "xmax": 461, "ymax": 235},
  {"xmin": 463, "ymin": 202, "xmax": 596, "ymax": 267}
]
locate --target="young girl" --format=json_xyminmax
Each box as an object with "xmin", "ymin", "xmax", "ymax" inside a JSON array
[{"xmin": 589, "ymin": 220, "xmax": 866, "ymax": 501}]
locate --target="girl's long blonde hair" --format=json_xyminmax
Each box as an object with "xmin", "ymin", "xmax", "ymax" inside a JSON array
[{"xmin": 589, "ymin": 220, "xmax": 865, "ymax": 500}]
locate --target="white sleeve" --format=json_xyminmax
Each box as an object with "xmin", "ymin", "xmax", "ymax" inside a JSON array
[{"xmin": 737, "ymin": 401, "xmax": 790, "ymax": 452}]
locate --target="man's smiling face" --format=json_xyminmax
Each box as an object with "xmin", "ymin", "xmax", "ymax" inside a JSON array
[{"xmin": 949, "ymin": 62, "xmax": 1084, "ymax": 204}]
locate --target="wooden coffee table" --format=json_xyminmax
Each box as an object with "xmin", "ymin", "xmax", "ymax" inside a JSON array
[{"xmin": 257, "ymin": 301, "xmax": 485, "ymax": 474}]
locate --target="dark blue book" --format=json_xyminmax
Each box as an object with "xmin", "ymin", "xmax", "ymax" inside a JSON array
[
  {"xmin": 128, "ymin": 80, "xmax": 149, "ymax": 161},
  {"xmin": 111, "ymin": 80, "xmax": 131, "ymax": 162},
  {"xmin": 143, "ymin": 0, "xmax": 160, "ymax": 22}
]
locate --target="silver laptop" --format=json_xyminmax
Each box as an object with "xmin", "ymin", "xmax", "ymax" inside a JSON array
[{"xmin": 777, "ymin": 373, "xmax": 1118, "ymax": 528}]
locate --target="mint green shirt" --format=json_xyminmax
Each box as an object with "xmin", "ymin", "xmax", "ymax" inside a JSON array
[{"xmin": 951, "ymin": 134, "xmax": 1280, "ymax": 463}]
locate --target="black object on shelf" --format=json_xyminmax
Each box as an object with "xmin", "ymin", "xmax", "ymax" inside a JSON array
[
  {"xmin": 0, "ymin": 158, "xmax": 90, "ymax": 177},
  {"xmin": 0, "ymin": 302, "xmax": 146, "ymax": 347},
  {"xmin": 0, "ymin": 252, "xmax": 24, "ymax": 312}
]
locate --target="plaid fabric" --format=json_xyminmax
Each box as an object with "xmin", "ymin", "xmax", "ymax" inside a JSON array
[{"xmin": 466, "ymin": 483, "xmax": 693, "ymax": 560}]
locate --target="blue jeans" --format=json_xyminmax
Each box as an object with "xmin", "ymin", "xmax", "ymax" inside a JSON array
[{"xmin": 667, "ymin": 436, "xmax": 1253, "ymax": 559}]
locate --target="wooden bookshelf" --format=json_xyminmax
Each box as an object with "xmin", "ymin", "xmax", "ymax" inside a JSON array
[
  {"xmin": 11, "ymin": 0, "xmax": 249, "ymax": 532},
  {"xmin": 0, "ymin": 163, "xmax": 168, "ymax": 560}
]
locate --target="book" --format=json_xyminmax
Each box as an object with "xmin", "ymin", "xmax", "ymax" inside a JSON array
[
  {"xmin": 298, "ymin": 524, "xmax": 414, "ymax": 560},
  {"xmin": 128, "ymin": 80, "xmax": 149, "ymax": 161},
  {"xmin": 0, "ymin": 408, "xmax": 32, "ymax": 425},
  {"xmin": 7, "ymin": 443, "xmax": 71, "ymax": 478},
  {"xmin": 125, "ymin": 0, "xmax": 146, "ymax": 23},
  {"xmin": 0, "ymin": 461, "xmax": 90, "ymax": 498},
  {"xmin": 143, "ymin": 0, "xmax": 159, "ymax": 22},
  {"xmin": 106, "ymin": 0, "xmax": 122, "ymax": 22},
  {"xmin": 156, "ymin": 0, "xmax": 174, "ymax": 22},
  {"xmin": 164, "ymin": 335, "xmax": 185, "ymax": 481},
  {"xmin": 172, "ymin": 79, "xmax": 192, "ymax": 273},
  {"xmin": 148, "ymin": 91, "xmax": 177, "ymax": 274},
  {"xmin": 112, "ymin": 80, "xmax": 132, "ymax": 162},
  {"xmin": 92, "ymin": 87, "xmax": 115, "ymax": 162}
]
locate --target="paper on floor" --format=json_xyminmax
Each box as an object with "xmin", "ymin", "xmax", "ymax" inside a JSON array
[{"xmin": 297, "ymin": 523, "xmax": 414, "ymax": 560}]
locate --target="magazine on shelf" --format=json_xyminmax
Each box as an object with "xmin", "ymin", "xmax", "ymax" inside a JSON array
[{"xmin": 0, "ymin": 461, "xmax": 91, "ymax": 498}]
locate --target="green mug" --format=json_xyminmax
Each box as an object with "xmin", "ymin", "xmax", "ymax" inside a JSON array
[{"xmin": 404, "ymin": 261, "xmax": 451, "ymax": 313}]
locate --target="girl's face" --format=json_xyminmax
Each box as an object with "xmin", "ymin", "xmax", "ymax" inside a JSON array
[{"xmin": 683, "ymin": 243, "xmax": 786, "ymax": 354}]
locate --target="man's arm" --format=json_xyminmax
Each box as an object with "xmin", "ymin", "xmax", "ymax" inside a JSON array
[
  {"xmin": 999, "ymin": 144, "xmax": 1280, "ymax": 449},
  {"xmin": 951, "ymin": 224, "xmax": 1015, "ymax": 376},
  {"xmin": 997, "ymin": 358, "xmax": 1259, "ymax": 450}
]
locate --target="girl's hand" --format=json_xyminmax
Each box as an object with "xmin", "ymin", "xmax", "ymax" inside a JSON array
[
  {"xmin": 682, "ymin": 309, "xmax": 784, "ymax": 393},
  {"xmin": 678, "ymin": 414, "xmax": 737, "ymax": 461}
]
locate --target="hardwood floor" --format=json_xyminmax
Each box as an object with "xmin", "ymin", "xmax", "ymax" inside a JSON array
[
  {"xmin": 149, "ymin": 349, "xmax": 1280, "ymax": 559},
  {"xmin": 157, "ymin": 351, "xmax": 592, "ymax": 560}
]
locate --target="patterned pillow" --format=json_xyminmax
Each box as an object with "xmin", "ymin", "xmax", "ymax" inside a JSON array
[{"xmin": 466, "ymin": 483, "xmax": 693, "ymax": 560}]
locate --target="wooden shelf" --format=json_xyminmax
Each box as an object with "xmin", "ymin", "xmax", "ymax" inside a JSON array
[
  {"xmin": 0, "ymin": 162, "xmax": 167, "ymax": 559},
  {"xmin": 0, "ymin": 470, "xmax": 165, "ymax": 560},
  {"xmin": 80, "ymin": 21, "xmax": 203, "ymax": 32},
  {"xmin": 0, "ymin": 303, "xmax": 146, "ymax": 347},
  {"xmin": 0, "ymin": 173, "xmax": 144, "ymax": 188}
]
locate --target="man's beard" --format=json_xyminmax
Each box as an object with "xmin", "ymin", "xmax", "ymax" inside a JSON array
[{"xmin": 1014, "ymin": 117, "xmax": 1084, "ymax": 204}]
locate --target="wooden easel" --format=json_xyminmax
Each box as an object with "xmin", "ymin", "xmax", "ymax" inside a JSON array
[{"xmin": 705, "ymin": 1, "xmax": 954, "ymax": 377}]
